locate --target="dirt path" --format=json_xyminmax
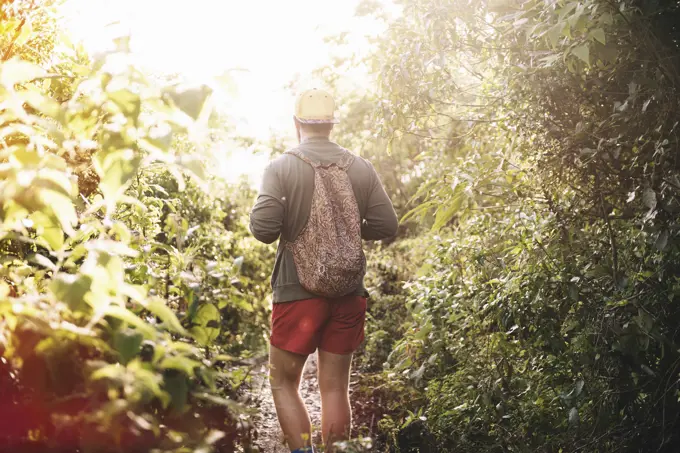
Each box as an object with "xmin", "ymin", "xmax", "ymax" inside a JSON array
[{"xmin": 251, "ymin": 352, "xmax": 323, "ymax": 452}]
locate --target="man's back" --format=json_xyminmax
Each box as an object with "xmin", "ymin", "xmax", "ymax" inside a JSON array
[{"xmin": 250, "ymin": 136, "xmax": 398, "ymax": 303}]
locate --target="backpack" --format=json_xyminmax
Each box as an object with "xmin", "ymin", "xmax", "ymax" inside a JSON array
[{"xmin": 283, "ymin": 148, "xmax": 366, "ymax": 298}]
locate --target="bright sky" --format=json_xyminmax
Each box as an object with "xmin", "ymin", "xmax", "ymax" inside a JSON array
[{"xmin": 60, "ymin": 0, "xmax": 391, "ymax": 183}]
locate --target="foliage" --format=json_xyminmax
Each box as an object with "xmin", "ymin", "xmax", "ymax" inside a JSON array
[
  {"xmin": 1, "ymin": 0, "xmax": 59, "ymax": 64},
  {"xmin": 351, "ymin": 371, "xmax": 427, "ymax": 452},
  {"xmin": 355, "ymin": 238, "xmax": 432, "ymax": 371},
  {"xmin": 348, "ymin": 0, "xmax": 680, "ymax": 451},
  {"xmin": 0, "ymin": 21, "xmax": 268, "ymax": 452},
  {"xmin": 127, "ymin": 172, "xmax": 273, "ymax": 355},
  {"xmin": 329, "ymin": 436, "xmax": 375, "ymax": 452}
]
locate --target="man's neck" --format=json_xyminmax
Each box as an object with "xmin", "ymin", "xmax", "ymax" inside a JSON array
[{"xmin": 299, "ymin": 134, "xmax": 330, "ymax": 144}]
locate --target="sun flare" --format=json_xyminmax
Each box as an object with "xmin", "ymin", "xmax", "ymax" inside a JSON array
[{"xmin": 60, "ymin": 0, "xmax": 389, "ymax": 183}]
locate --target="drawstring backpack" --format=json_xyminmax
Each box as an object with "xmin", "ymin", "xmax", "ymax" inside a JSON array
[{"xmin": 283, "ymin": 149, "xmax": 366, "ymax": 298}]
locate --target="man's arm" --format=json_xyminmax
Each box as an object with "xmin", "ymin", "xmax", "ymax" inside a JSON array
[
  {"xmin": 249, "ymin": 162, "xmax": 285, "ymax": 244},
  {"xmin": 361, "ymin": 163, "xmax": 398, "ymax": 241}
]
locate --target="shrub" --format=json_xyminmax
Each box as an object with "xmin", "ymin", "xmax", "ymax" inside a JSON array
[{"xmin": 0, "ymin": 41, "xmax": 267, "ymax": 452}]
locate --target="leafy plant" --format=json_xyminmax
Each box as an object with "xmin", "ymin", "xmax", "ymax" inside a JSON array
[
  {"xmin": 0, "ymin": 28, "xmax": 264, "ymax": 452},
  {"xmin": 332, "ymin": 0, "xmax": 680, "ymax": 451}
]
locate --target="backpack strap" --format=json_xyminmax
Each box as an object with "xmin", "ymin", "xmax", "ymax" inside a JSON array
[
  {"xmin": 335, "ymin": 151, "xmax": 356, "ymax": 171},
  {"xmin": 284, "ymin": 149, "xmax": 355, "ymax": 171},
  {"xmin": 285, "ymin": 149, "xmax": 319, "ymax": 168}
]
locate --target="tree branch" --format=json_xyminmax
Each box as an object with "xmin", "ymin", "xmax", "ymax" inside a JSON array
[{"xmin": 2, "ymin": 17, "xmax": 27, "ymax": 62}]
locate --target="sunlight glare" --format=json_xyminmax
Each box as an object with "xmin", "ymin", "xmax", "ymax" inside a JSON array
[{"xmin": 61, "ymin": 0, "xmax": 391, "ymax": 184}]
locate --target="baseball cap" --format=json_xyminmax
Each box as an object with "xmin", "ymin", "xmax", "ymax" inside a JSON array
[{"xmin": 294, "ymin": 88, "xmax": 339, "ymax": 124}]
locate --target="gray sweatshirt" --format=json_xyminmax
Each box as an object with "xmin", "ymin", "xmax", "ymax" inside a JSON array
[{"xmin": 249, "ymin": 136, "xmax": 398, "ymax": 303}]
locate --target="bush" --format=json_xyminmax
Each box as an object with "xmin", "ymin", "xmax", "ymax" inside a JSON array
[
  {"xmin": 347, "ymin": 0, "xmax": 680, "ymax": 451},
  {"xmin": 350, "ymin": 238, "xmax": 436, "ymax": 450},
  {"xmin": 0, "ymin": 40, "xmax": 268, "ymax": 452}
]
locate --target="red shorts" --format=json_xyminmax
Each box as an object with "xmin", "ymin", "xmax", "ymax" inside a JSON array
[{"xmin": 270, "ymin": 296, "xmax": 367, "ymax": 356}]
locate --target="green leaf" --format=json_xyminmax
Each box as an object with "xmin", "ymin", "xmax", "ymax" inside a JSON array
[
  {"xmin": 19, "ymin": 86, "xmax": 60, "ymax": 117},
  {"xmin": 30, "ymin": 211, "xmax": 64, "ymax": 250},
  {"xmin": 128, "ymin": 362, "xmax": 168, "ymax": 404},
  {"xmin": 86, "ymin": 239, "xmax": 140, "ymax": 257},
  {"xmin": 164, "ymin": 372, "xmax": 189, "ymax": 412},
  {"xmin": 37, "ymin": 168, "xmax": 75, "ymax": 198},
  {"xmin": 193, "ymin": 392, "xmax": 241, "ymax": 412},
  {"xmin": 120, "ymin": 283, "xmax": 147, "ymax": 303},
  {"xmin": 0, "ymin": 282, "xmax": 10, "ymax": 299},
  {"xmin": 178, "ymin": 155, "xmax": 206, "ymax": 183},
  {"xmin": 600, "ymin": 12, "xmax": 614, "ymax": 25},
  {"xmin": 113, "ymin": 328, "xmax": 143, "ymax": 364},
  {"xmin": 655, "ymin": 229, "xmax": 669, "ymax": 251},
  {"xmin": 167, "ymin": 165, "xmax": 186, "ymax": 192},
  {"xmin": 143, "ymin": 124, "xmax": 173, "ymax": 152},
  {"xmin": 146, "ymin": 297, "xmax": 188, "ymax": 335},
  {"xmin": 432, "ymin": 193, "xmax": 464, "ymax": 231},
  {"xmin": 597, "ymin": 43, "xmax": 619, "ymax": 64},
  {"xmin": 204, "ymin": 430, "xmax": 226, "ymax": 445},
  {"xmin": 642, "ymin": 188, "xmax": 657, "ymax": 210},
  {"xmin": 0, "ymin": 58, "xmax": 46, "ymax": 86},
  {"xmin": 103, "ymin": 305, "xmax": 155, "ymax": 338},
  {"xmin": 160, "ymin": 356, "xmax": 202, "ymax": 377},
  {"xmin": 591, "ymin": 28, "xmax": 606, "ymax": 45},
  {"xmin": 110, "ymin": 221, "xmax": 132, "ymax": 243},
  {"xmin": 546, "ymin": 22, "xmax": 565, "ymax": 48},
  {"xmin": 568, "ymin": 283, "xmax": 579, "ymax": 301},
  {"xmin": 91, "ymin": 363, "xmax": 125, "ymax": 381},
  {"xmin": 108, "ymin": 89, "xmax": 141, "ymax": 120},
  {"xmin": 568, "ymin": 407, "xmax": 579, "ymax": 425},
  {"xmin": 167, "ymin": 341, "xmax": 200, "ymax": 356},
  {"xmin": 566, "ymin": 4, "xmax": 584, "ymax": 27},
  {"xmin": 557, "ymin": 2, "xmax": 577, "ymax": 20},
  {"xmin": 571, "ymin": 44, "xmax": 590, "ymax": 65},
  {"xmin": 93, "ymin": 149, "xmax": 142, "ymax": 202},
  {"xmin": 190, "ymin": 303, "xmax": 221, "ymax": 346},
  {"xmin": 401, "ymin": 200, "xmax": 437, "ymax": 223},
  {"xmin": 210, "ymin": 354, "xmax": 236, "ymax": 364},
  {"xmin": 100, "ymin": 130, "xmax": 132, "ymax": 153},
  {"xmin": 513, "ymin": 18, "xmax": 529, "ymax": 29},
  {"xmin": 14, "ymin": 19, "xmax": 33, "ymax": 47},
  {"xmin": 164, "ymin": 84, "xmax": 213, "ymax": 120},
  {"xmin": 11, "ymin": 148, "xmax": 41, "ymax": 167},
  {"xmin": 38, "ymin": 189, "xmax": 77, "ymax": 236},
  {"xmin": 50, "ymin": 274, "xmax": 92, "ymax": 311},
  {"xmin": 574, "ymin": 379, "xmax": 584, "ymax": 397}
]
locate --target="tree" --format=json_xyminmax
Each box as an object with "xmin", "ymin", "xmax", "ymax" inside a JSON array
[{"xmin": 344, "ymin": 0, "xmax": 680, "ymax": 450}]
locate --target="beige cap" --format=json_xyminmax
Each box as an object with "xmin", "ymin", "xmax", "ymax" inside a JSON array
[{"xmin": 294, "ymin": 88, "xmax": 339, "ymax": 124}]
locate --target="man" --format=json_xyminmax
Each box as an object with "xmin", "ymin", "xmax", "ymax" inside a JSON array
[{"xmin": 250, "ymin": 88, "xmax": 398, "ymax": 453}]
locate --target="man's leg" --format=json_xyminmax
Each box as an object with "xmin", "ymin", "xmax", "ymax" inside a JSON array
[
  {"xmin": 316, "ymin": 296, "xmax": 367, "ymax": 449},
  {"xmin": 317, "ymin": 350, "xmax": 353, "ymax": 448},
  {"xmin": 269, "ymin": 345, "xmax": 313, "ymax": 450}
]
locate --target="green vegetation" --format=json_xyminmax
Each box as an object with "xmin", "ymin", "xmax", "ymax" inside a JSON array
[
  {"xmin": 3, "ymin": 0, "xmax": 680, "ymax": 452},
  {"xmin": 0, "ymin": 3, "xmax": 270, "ymax": 451},
  {"xmin": 342, "ymin": 0, "xmax": 680, "ymax": 451}
]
